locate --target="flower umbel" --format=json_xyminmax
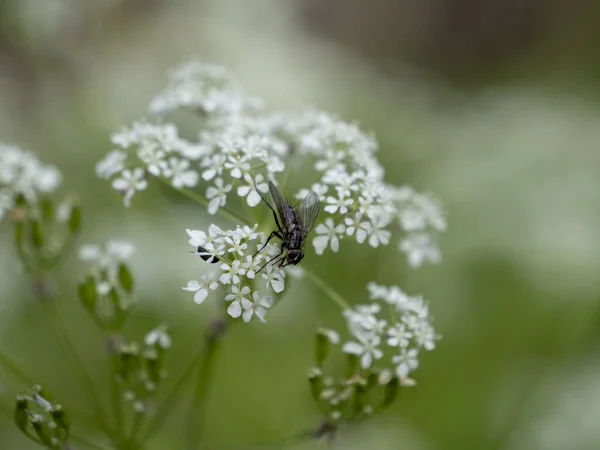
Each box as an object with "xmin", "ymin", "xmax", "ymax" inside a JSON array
[
  {"xmin": 308, "ymin": 282, "xmax": 439, "ymax": 423},
  {"xmin": 95, "ymin": 60, "xmax": 445, "ymax": 267}
]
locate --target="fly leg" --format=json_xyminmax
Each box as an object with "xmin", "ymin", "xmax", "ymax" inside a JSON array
[
  {"xmin": 253, "ymin": 230, "xmax": 283, "ymax": 258},
  {"xmin": 256, "ymin": 242, "xmax": 285, "ymax": 274}
]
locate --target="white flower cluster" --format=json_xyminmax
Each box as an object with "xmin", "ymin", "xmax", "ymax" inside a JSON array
[
  {"xmin": 341, "ymin": 282, "xmax": 437, "ymax": 384},
  {"xmin": 149, "ymin": 60, "xmax": 263, "ymax": 116},
  {"xmin": 183, "ymin": 224, "xmax": 296, "ymax": 323},
  {"xmin": 96, "ymin": 60, "xmax": 445, "ymax": 267},
  {"xmin": 79, "ymin": 241, "xmax": 134, "ymax": 286},
  {"xmin": 78, "ymin": 241, "xmax": 135, "ymax": 324},
  {"xmin": 0, "ymin": 144, "xmax": 62, "ymax": 221}
]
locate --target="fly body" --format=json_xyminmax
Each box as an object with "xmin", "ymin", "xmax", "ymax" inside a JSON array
[{"xmin": 255, "ymin": 181, "xmax": 320, "ymax": 272}]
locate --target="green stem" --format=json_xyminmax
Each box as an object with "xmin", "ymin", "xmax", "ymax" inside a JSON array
[
  {"xmin": 126, "ymin": 412, "xmax": 144, "ymax": 449},
  {"xmin": 184, "ymin": 337, "xmax": 222, "ymax": 450},
  {"xmin": 42, "ymin": 300, "xmax": 113, "ymax": 438},
  {"xmin": 69, "ymin": 433, "xmax": 115, "ymax": 450},
  {"xmin": 158, "ymin": 177, "xmax": 249, "ymax": 225},
  {"xmin": 0, "ymin": 350, "xmax": 35, "ymax": 386},
  {"xmin": 139, "ymin": 352, "xmax": 202, "ymax": 444},
  {"xmin": 109, "ymin": 369, "xmax": 124, "ymax": 442},
  {"xmin": 303, "ymin": 269, "xmax": 351, "ymax": 310}
]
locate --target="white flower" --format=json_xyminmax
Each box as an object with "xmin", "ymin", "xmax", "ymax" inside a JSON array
[
  {"xmin": 111, "ymin": 168, "xmax": 148, "ymax": 207},
  {"xmin": 313, "ymin": 218, "xmax": 345, "ymax": 255},
  {"xmin": 318, "ymin": 327, "xmax": 340, "ymax": 344},
  {"xmin": 107, "ymin": 241, "xmax": 135, "ymax": 260},
  {"xmin": 163, "ymin": 157, "xmax": 199, "ymax": 188},
  {"xmin": 182, "ymin": 273, "xmax": 219, "ymax": 304},
  {"xmin": 138, "ymin": 145, "xmax": 166, "ymax": 176},
  {"xmin": 224, "ymin": 154, "xmax": 250, "ymax": 179},
  {"xmin": 225, "ymin": 285, "xmax": 252, "ymax": 319},
  {"xmin": 237, "ymin": 173, "xmax": 268, "ymax": 207},
  {"xmin": 145, "ymin": 326, "xmax": 171, "ymax": 349},
  {"xmin": 225, "ymin": 234, "xmax": 248, "ymax": 256},
  {"xmin": 387, "ymin": 323, "xmax": 412, "ymax": 348},
  {"xmin": 96, "ymin": 150, "xmax": 127, "ymax": 179},
  {"xmin": 367, "ymin": 217, "xmax": 391, "ymax": 248},
  {"xmin": 206, "ymin": 178, "xmax": 232, "ymax": 214},
  {"xmin": 342, "ymin": 335, "xmax": 383, "ymax": 369},
  {"xmin": 393, "ymin": 348, "xmax": 419, "ymax": 378},
  {"xmin": 241, "ymin": 291, "xmax": 273, "ymax": 322},
  {"xmin": 201, "ymin": 154, "xmax": 226, "ymax": 181},
  {"xmin": 344, "ymin": 214, "xmax": 370, "ymax": 244},
  {"xmin": 0, "ymin": 144, "xmax": 62, "ymax": 205},
  {"xmin": 262, "ymin": 268, "xmax": 285, "ymax": 293},
  {"xmin": 186, "ymin": 229, "xmax": 208, "ymax": 248},
  {"xmin": 79, "ymin": 240, "xmax": 134, "ymax": 267},
  {"xmin": 399, "ymin": 233, "xmax": 441, "ymax": 267},
  {"xmin": 324, "ymin": 191, "xmax": 353, "ymax": 215},
  {"xmin": 219, "ymin": 260, "xmax": 245, "ymax": 284}
]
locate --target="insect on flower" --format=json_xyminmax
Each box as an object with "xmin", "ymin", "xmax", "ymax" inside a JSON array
[{"xmin": 255, "ymin": 181, "xmax": 320, "ymax": 272}]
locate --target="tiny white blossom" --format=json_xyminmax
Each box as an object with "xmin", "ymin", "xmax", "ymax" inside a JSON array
[
  {"xmin": 225, "ymin": 234, "xmax": 248, "ymax": 256},
  {"xmin": 393, "ymin": 348, "xmax": 419, "ymax": 378},
  {"xmin": 224, "ymin": 154, "xmax": 251, "ymax": 179},
  {"xmin": 262, "ymin": 268, "xmax": 285, "ymax": 293},
  {"xmin": 163, "ymin": 157, "xmax": 199, "ymax": 188},
  {"xmin": 206, "ymin": 178, "xmax": 232, "ymax": 214},
  {"xmin": 96, "ymin": 150, "xmax": 127, "ymax": 179},
  {"xmin": 242, "ymin": 291, "xmax": 273, "ymax": 322},
  {"xmin": 342, "ymin": 335, "xmax": 383, "ymax": 369},
  {"xmin": 324, "ymin": 191, "xmax": 353, "ymax": 215},
  {"xmin": 182, "ymin": 273, "xmax": 219, "ymax": 304},
  {"xmin": 387, "ymin": 323, "xmax": 412, "ymax": 348},
  {"xmin": 237, "ymin": 173, "xmax": 268, "ymax": 207},
  {"xmin": 367, "ymin": 217, "xmax": 391, "ymax": 248},
  {"xmin": 112, "ymin": 168, "xmax": 148, "ymax": 207},
  {"xmin": 145, "ymin": 326, "xmax": 171, "ymax": 349},
  {"xmin": 399, "ymin": 233, "xmax": 441, "ymax": 267},
  {"xmin": 313, "ymin": 218, "xmax": 345, "ymax": 255},
  {"xmin": 318, "ymin": 327, "xmax": 340, "ymax": 345},
  {"xmin": 225, "ymin": 285, "xmax": 252, "ymax": 319},
  {"xmin": 219, "ymin": 260, "xmax": 245, "ymax": 284},
  {"xmin": 344, "ymin": 214, "xmax": 370, "ymax": 244}
]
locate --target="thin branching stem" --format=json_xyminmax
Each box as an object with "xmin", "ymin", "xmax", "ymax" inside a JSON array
[
  {"xmin": 41, "ymin": 299, "xmax": 113, "ymax": 438},
  {"xmin": 184, "ymin": 332, "xmax": 223, "ymax": 450},
  {"xmin": 139, "ymin": 351, "xmax": 202, "ymax": 444},
  {"xmin": 303, "ymin": 269, "xmax": 350, "ymax": 310}
]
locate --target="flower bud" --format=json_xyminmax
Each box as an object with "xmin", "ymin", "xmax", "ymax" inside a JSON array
[
  {"xmin": 51, "ymin": 404, "xmax": 70, "ymax": 433},
  {"xmin": 118, "ymin": 263, "xmax": 134, "ymax": 293},
  {"xmin": 346, "ymin": 353, "xmax": 359, "ymax": 377},
  {"xmin": 40, "ymin": 197, "xmax": 54, "ymax": 223},
  {"xmin": 31, "ymin": 414, "xmax": 54, "ymax": 448},
  {"xmin": 314, "ymin": 330, "xmax": 329, "ymax": 366},
  {"xmin": 14, "ymin": 395, "xmax": 28, "ymax": 433},
  {"xmin": 117, "ymin": 342, "xmax": 140, "ymax": 381},
  {"xmin": 68, "ymin": 204, "xmax": 82, "ymax": 234},
  {"xmin": 30, "ymin": 219, "xmax": 44, "ymax": 249},
  {"xmin": 78, "ymin": 276, "xmax": 97, "ymax": 312},
  {"xmin": 307, "ymin": 366, "xmax": 323, "ymax": 401},
  {"xmin": 380, "ymin": 376, "xmax": 399, "ymax": 409},
  {"xmin": 143, "ymin": 347, "xmax": 161, "ymax": 385}
]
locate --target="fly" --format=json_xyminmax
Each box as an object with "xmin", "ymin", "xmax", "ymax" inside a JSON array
[{"xmin": 255, "ymin": 181, "xmax": 320, "ymax": 272}]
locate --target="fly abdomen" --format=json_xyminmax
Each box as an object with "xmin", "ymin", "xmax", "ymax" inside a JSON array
[{"xmin": 288, "ymin": 228, "xmax": 304, "ymax": 250}]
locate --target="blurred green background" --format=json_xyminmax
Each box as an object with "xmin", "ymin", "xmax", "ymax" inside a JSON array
[{"xmin": 2, "ymin": 0, "xmax": 600, "ymax": 449}]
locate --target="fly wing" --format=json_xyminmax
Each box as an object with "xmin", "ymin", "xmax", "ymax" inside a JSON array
[
  {"xmin": 297, "ymin": 191, "xmax": 321, "ymax": 238},
  {"xmin": 269, "ymin": 181, "xmax": 295, "ymax": 228}
]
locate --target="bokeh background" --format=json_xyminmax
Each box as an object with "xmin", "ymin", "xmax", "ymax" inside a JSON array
[{"xmin": 2, "ymin": 0, "xmax": 600, "ymax": 449}]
